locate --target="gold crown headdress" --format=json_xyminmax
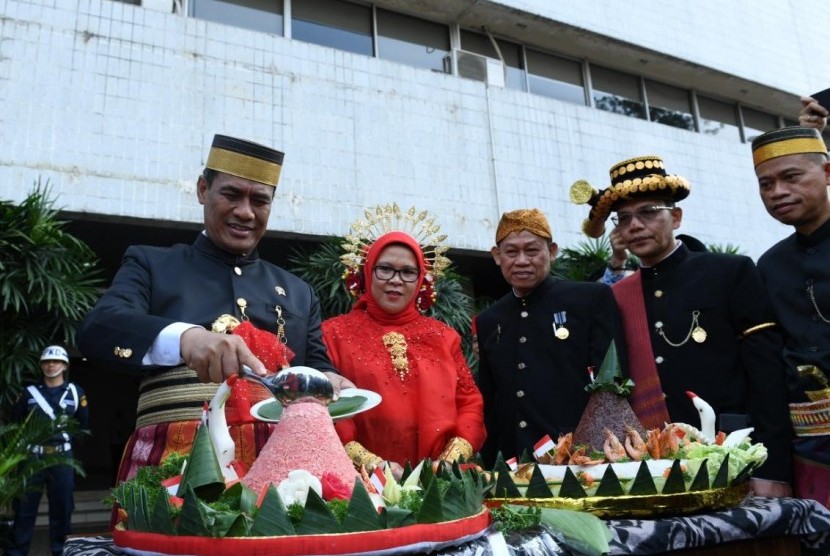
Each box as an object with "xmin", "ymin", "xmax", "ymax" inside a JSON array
[{"xmin": 341, "ymin": 203, "xmax": 451, "ymax": 311}]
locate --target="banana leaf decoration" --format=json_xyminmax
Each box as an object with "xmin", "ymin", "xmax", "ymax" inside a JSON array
[
  {"xmin": 584, "ymin": 340, "xmax": 635, "ymax": 396},
  {"xmin": 114, "ymin": 425, "xmax": 487, "ymax": 538},
  {"xmin": 176, "ymin": 423, "xmax": 225, "ymax": 501}
]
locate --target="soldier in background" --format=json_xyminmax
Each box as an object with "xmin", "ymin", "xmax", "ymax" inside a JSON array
[{"xmin": 7, "ymin": 345, "xmax": 89, "ymax": 556}]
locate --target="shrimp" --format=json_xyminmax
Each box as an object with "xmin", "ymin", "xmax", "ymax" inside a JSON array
[
  {"xmin": 553, "ymin": 433, "xmax": 573, "ymax": 465},
  {"xmin": 569, "ymin": 446, "xmax": 604, "ymax": 466},
  {"xmin": 623, "ymin": 425, "xmax": 647, "ymax": 460},
  {"xmin": 603, "ymin": 428, "xmax": 627, "ymax": 462},
  {"xmin": 514, "ymin": 463, "xmax": 535, "ymax": 481},
  {"xmin": 658, "ymin": 424, "xmax": 681, "ymax": 458},
  {"xmin": 645, "ymin": 428, "xmax": 662, "ymax": 459}
]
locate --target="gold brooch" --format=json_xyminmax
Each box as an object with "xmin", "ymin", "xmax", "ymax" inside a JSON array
[
  {"xmin": 382, "ymin": 331, "xmax": 409, "ymax": 381},
  {"xmin": 211, "ymin": 314, "xmax": 241, "ymax": 334}
]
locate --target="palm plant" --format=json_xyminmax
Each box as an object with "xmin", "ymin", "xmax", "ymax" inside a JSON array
[
  {"xmin": 287, "ymin": 238, "xmax": 355, "ymax": 319},
  {"xmin": 428, "ymin": 266, "xmax": 476, "ymax": 365},
  {"xmin": 0, "ymin": 183, "xmax": 103, "ymax": 409},
  {"xmin": 0, "ymin": 184, "xmax": 95, "ymax": 533},
  {"xmin": 552, "ymin": 235, "xmax": 611, "ymax": 282},
  {"xmin": 707, "ymin": 243, "xmax": 745, "ymax": 255},
  {"xmin": 0, "ymin": 413, "xmax": 85, "ymax": 517},
  {"xmin": 286, "ymin": 238, "xmax": 478, "ymax": 367},
  {"xmin": 551, "ymin": 235, "xmax": 634, "ymax": 282},
  {"xmin": 551, "ymin": 234, "xmax": 744, "ymax": 281}
]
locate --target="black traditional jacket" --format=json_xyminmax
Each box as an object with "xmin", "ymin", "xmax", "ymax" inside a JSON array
[
  {"xmin": 78, "ymin": 233, "xmax": 335, "ymax": 374},
  {"xmin": 629, "ymin": 245, "xmax": 792, "ymax": 481},
  {"xmin": 476, "ymin": 275, "xmax": 625, "ymax": 465},
  {"xmin": 758, "ymin": 218, "xmax": 830, "ymax": 397}
]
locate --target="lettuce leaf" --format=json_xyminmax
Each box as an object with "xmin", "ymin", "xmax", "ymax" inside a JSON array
[{"xmin": 679, "ymin": 442, "xmax": 767, "ymax": 482}]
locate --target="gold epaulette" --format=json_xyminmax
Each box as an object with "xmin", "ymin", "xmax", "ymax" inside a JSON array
[{"xmin": 737, "ymin": 322, "xmax": 777, "ymax": 341}]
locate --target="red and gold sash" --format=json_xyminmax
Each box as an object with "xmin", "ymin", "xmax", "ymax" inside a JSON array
[{"xmin": 612, "ymin": 272, "xmax": 671, "ymax": 428}]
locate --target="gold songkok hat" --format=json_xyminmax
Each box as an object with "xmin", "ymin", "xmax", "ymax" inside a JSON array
[
  {"xmin": 495, "ymin": 208, "xmax": 553, "ymax": 244},
  {"xmin": 206, "ymin": 134, "xmax": 284, "ymax": 187},
  {"xmin": 570, "ymin": 155, "xmax": 690, "ymax": 238},
  {"xmin": 751, "ymin": 126, "xmax": 828, "ymax": 167}
]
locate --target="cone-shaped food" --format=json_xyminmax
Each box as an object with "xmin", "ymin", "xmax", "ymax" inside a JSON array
[
  {"xmin": 573, "ymin": 341, "xmax": 645, "ymax": 453},
  {"xmin": 243, "ymin": 401, "xmax": 358, "ymax": 496}
]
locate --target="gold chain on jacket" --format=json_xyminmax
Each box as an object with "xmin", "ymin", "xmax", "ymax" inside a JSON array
[
  {"xmin": 807, "ymin": 283, "xmax": 830, "ymax": 324},
  {"xmin": 275, "ymin": 305, "xmax": 288, "ymax": 344},
  {"xmin": 655, "ymin": 310, "xmax": 707, "ymax": 347}
]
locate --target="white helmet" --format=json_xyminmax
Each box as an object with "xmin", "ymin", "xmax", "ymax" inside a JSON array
[{"xmin": 40, "ymin": 345, "xmax": 69, "ymax": 364}]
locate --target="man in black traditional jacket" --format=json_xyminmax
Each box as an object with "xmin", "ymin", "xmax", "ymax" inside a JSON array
[
  {"xmin": 78, "ymin": 134, "xmax": 352, "ymax": 482},
  {"xmin": 574, "ymin": 155, "xmax": 792, "ymax": 497},
  {"xmin": 476, "ymin": 209, "xmax": 625, "ymax": 465},
  {"xmin": 753, "ymin": 126, "xmax": 830, "ymax": 506}
]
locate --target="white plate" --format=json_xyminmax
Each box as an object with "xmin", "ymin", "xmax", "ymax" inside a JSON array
[
  {"xmin": 249, "ymin": 388, "xmax": 382, "ymax": 423},
  {"xmin": 537, "ymin": 459, "xmax": 684, "ymax": 482}
]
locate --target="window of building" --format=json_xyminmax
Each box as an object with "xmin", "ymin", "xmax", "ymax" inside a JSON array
[
  {"xmin": 191, "ymin": 0, "xmax": 283, "ymax": 36},
  {"xmin": 646, "ymin": 80, "xmax": 694, "ymax": 131},
  {"xmin": 525, "ymin": 49, "xmax": 584, "ymax": 105},
  {"xmin": 460, "ymin": 30, "xmax": 525, "ymax": 91},
  {"xmin": 376, "ymin": 9, "xmax": 450, "ymax": 73},
  {"xmin": 697, "ymin": 95, "xmax": 741, "ymax": 141},
  {"xmin": 741, "ymin": 106, "xmax": 778, "ymax": 142},
  {"xmin": 292, "ymin": 0, "xmax": 372, "ymax": 56},
  {"xmin": 181, "ymin": 2, "xmax": 793, "ymax": 143},
  {"xmin": 591, "ymin": 65, "xmax": 645, "ymax": 119}
]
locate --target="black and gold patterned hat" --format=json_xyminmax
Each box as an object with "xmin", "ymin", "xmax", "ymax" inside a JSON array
[
  {"xmin": 751, "ymin": 126, "xmax": 827, "ymax": 167},
  {"xmin": 206, "ymin": 134, "xmax": 285, "ymax": 187},
  {"xmin": 570, "ymin": 155, "xmax": 690, "ymax": 238}
]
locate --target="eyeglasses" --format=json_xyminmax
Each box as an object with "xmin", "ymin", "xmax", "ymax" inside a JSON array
[
  {"xmin": 372, "ymin": 265, "xmax": 421, "ymax": 283},
  {"xmin": 611, "ymin": 206, "xmax": 673, "ymax": 227}
]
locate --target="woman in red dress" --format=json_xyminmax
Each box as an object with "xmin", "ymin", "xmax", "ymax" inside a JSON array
[{"xmin": 322, "ymin": 229, "xmax": 485, "ymax": 478}]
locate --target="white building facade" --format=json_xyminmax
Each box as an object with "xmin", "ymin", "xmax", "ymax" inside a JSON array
[{"xmin": 1, "ymin": 0, "xmax": 829, "ymax": 258}]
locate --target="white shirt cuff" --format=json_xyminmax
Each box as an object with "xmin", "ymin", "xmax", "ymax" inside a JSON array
[{"xmin": 142, "ymin": 322, "xmax": 203, "ymax": 366}]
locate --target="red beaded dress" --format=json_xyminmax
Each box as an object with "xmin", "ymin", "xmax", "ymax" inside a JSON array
[{"xmin": 322, "ymin": 232, "xmax": 486, "ymax": 466}]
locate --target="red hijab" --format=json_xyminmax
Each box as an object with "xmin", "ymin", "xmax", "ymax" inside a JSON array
[{"xmin": 352, "ymin": 231, "xmax": 426, "ymax": 326}]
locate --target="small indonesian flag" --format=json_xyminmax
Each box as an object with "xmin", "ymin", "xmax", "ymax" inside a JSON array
[
  {"xmin": 369, "ymin": 466, "xmax": 387, "ymax": 494},
  {"xmin": 161, "ymin": 475, "xmax": 182, "ymax": 496},
  {"xmin": 506, "ymin": 457, "xmax": 518, "ymax": 472},
  {"xmin": 533, "ymin": 434, "xmax": 555, "ymax": 459}
]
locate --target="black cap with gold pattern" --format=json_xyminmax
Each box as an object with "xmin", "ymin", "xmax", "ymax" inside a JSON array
[
  {"xmin": 206, "ymin": 134, "xmax": 284, "ymax": 187},
  {"xmin": 751, "ymin": 126, "xmax": 827, "ymax": 168},
  {"xmin": 570, "ymin": 155, "xmax": 690, "ymax": 238}
]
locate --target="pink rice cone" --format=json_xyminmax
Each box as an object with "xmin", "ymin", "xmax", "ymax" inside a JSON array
[{"xmin": 242, "ymin": 401, "xmax": 358, "ymax": 496}]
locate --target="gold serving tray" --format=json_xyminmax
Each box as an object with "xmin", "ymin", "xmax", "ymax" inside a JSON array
[{"xmin": 485, "ymin": 482, "xmax": 750, "ymax": 519}]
